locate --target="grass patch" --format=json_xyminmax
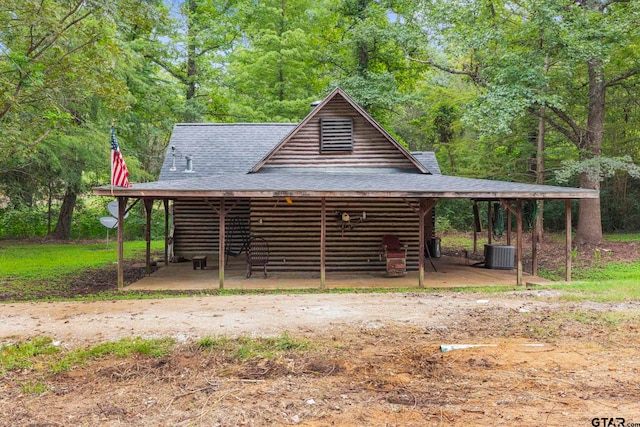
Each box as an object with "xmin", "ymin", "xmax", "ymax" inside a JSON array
[
  {"xmin": 20, "ymin": 381, "xmax": 48, "ymax": 395},
  {"xmin": 1, "ymin": 336, "xmax": 175, "ymax": 375},
  {"xmin": 0, "ymin": 240, "xmax": 163, "ymax": 281},
  {"xmin": 50, "ymin": 337, "xmax": 175, "ymax": 373},
  {"xmin": 0, "ymin": 240, "xmax": 163, "ymax": 301},
  {"xmin": 540, "ymin": 261, "xmax": 640, "ymax": 302},
  {"xmin": 0, "ymin": 337, "xmax": 61, "ymax": 374},
  {"xmin": 197, "ymin": 333, "xmax": 310, "ymax": 360},
  {"xmin": 604, "ymin": 233, "xmax": 640, "ymax": 243}
]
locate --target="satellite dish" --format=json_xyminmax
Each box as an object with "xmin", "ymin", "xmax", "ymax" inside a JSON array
[
  {"xmin": 100, "ymin": 217, "xmax": 118, "ymax": 229},
  {"xmin": 107, "ymin": 201, "xmax": 129, "ymax": 219}
]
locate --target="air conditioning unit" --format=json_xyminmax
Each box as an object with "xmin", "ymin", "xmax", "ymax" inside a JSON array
[{"xmin": 484, "ymin": 244, "xmax": 515, "ymax": 270}]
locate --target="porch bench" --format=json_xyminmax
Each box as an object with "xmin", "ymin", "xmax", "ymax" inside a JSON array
[{"xmin": 192, "ymin": 255, "xmax": 207, "ymax": 270}]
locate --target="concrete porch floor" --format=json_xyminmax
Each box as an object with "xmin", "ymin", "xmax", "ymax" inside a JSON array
[{"xmin": 127, "ymin": 255, "xmax": 550, "ymax": 291}]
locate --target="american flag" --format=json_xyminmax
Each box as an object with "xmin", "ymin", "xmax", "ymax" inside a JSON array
[{"xmin": 110, "ymin": 125, "xmax": 132, "ymax": 188}]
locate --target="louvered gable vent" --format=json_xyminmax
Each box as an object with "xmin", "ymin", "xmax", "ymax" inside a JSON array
[{"xmin": 320, "ymin": 117, "xmax": 353, "ymax": 152}]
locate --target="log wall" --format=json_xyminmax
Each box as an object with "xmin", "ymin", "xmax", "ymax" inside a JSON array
[
  {"xmin": 249, "ymin": 198, "xmax": 430, "ymax": 272},
  {"xmin": 173, "ymin": 198, "xmax": 249, "ymax": 259},
  {"xmin": 173, "ymin": 197, "xmax": 435, "ymax": 272}
]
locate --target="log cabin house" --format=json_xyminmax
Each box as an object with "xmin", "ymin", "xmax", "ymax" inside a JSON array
[{"xmin": 95, "ymin": 87, "xmax": 599, "ymax": 289}]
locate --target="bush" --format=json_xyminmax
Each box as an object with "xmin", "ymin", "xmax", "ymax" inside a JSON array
[
  {"xmin": 435, "ymin": 199, "xmax": 476, "ymax": 232},
  {"xmin": 0, "ymin": 197, "xmax": 166, "ymax": 240},
  {"xmin": 0, "ymin": 207, "xmax": 48, "ymax": 238}
]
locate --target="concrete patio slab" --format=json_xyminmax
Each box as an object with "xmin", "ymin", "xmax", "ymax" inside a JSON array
[{"xmin": 126, "ymin": 255, "xmax": 550, "ymax": 291}]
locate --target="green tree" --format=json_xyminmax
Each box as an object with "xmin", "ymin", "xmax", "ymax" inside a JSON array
[
  {"xmin": 0, "ymin": 0, "xmax": 161, "ymax": 239},
  {"xmin": 144, "ymin": 0, "xmax": 239, "ymax": 122},
  {"xmin": 326, "ymin": 0, "xmax": 427, "ymax": 125},
  {"xmin": 225, "ymin": 0, "xmax": 333, "ymax": 122},
  {"xmin": 410, "ymin": 0, "xmax": 640, "ymax": 244}
]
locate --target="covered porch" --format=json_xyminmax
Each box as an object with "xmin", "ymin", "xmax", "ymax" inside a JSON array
[{"xmin": 126, "ymin": 253, "xmax": 551, "ymax": 291}]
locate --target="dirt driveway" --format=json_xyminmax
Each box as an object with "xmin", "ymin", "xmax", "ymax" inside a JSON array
[{"xmin": 2, "ymin": 292, "xmax": 640, "ymax": 426}]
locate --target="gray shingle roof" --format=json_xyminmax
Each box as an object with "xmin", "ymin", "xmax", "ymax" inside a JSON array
[
  {"xmin": 96, "ymin": 106, "xmax": 596, "ymax": 200},
  {"xmin": 411, "ymin": 152, "xmax": 441, "ymax": 175},
  {"xmin": 113, "ymin": 170, "xmax": 597, "ymax": 199},
  {"xmin": 159, "ymin": 123, "xmax": 296, "ymax": 180}
]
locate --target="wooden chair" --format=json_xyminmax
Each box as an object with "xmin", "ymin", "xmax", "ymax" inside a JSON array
[
  {"xmin": 246, "ymin": 237, "xmax": 269, "ymax": 278},
  {"xmin": 380, "ymin": 235, "xmax": 407, "ymax": 276}
]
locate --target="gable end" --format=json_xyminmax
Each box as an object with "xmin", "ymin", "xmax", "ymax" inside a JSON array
[{"xmin": 249, "ymin": 87, "xmax": 428, "ymax": 173}]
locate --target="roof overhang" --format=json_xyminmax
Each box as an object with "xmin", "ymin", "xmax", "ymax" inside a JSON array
[{"xmin": 94, "ymin": 172, "xmax": 599, "ymax": 200}]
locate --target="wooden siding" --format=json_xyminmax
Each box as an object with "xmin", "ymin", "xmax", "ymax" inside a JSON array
[
  {"xmin": 265, "ymin": 97, "xmax": 416, "ymax": 169},
  {"xmin": 173, "ymin": 197, "xmax": 436, "ymax": 272},
  {"xmin": 250, "ymin": 198, "xmax": 427, "ymax": 272},
  {"xmin": 173, "ymin": 198, "xmax": 250, "ymax": 258}
]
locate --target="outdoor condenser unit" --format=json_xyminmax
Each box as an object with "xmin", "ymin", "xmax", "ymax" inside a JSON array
[{"xmin": 484, "ymin": 244, "xmax": 515, "ymax": 270}]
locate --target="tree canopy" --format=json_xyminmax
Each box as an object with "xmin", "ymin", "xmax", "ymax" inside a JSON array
[{"xmin": 1, "ymin": 0, "xmax": 639, "ymax": 241}]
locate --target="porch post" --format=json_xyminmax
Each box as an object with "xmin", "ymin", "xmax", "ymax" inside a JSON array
[
  {"xmin": 531, "ymin": 202, "xmax": 538, "ymax": 276},
  {"xmin": 487, "ymin": 201, "xmax": 493, "ymax": 245},
  {"xmin": 473, "ymin": 201, "xmax": 479, "ymax": 255},
  {"xmin": 516, "ymin": 199, "xmax": 523, "ymax": 286},
  {"xmin": 117, "ymin": 196, "xmax": 128, "ymax": 291},
  {"xmin": 144, "ymin": 198, "xmax": 154, "ymax": 276},
  {"xmin": 506, "ymin": 205, "xmax": 512, "ymax": 246},
  {"xmin": 320, "ymin": 197, "xmax": 326, "ymax": 289},
  {"xmin": 565, "ymin": 199, "xmax": 572, "ymax": 282},
  {"xmin": 163, "ymin": 199, "xmax": 169, "ymax": 267},
  {"xmin": 419, "ymin": 199, "xmax": 425, "ymax": 288},
  {"xmin": 219, "ymin": 198, "xmax": 225, "ymax": 289}
]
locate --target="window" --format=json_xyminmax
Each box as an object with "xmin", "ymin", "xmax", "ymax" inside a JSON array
[{"xmin": 320, "ymin": 117, "xmax": 353, "ymax": 152}]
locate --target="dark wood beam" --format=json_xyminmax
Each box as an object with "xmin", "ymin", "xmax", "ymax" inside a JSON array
[
  {"xmin": 487, "ymin": 202, "xmax": 493, "ymax": 245},
  {"xmin": 144, "ymin": 198, "xmax": 154, "ymax": 276},
  {"xmin": 565, "ymin": 199, "xmax": 572, "ymax": 282},
  {"xmin": 117, "ymin": 196, "xmax": 128, "ymax": 291},
  {"xmin": 516, "ymin": 199, "xmax": 523, "ymax": 286},
  {"xmin": 219, "ymin": 198, "xmax": 226, "ymax": 289},
  {"xmin": 417, "ymin": 198, "xmax": 439, "ymax": 288},
  {"xmin": 163, "ymin": 199, "xmax": 169, "ymax": 267},
  {"xmin": 532, "ymin": 207, "xmax": 538, "ymax": 276},
  {"xmin": 321, "ymin": 197, "xmax": 326, "ymax": 289}
]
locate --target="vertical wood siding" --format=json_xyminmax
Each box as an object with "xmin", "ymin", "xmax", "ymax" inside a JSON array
[{"xmin": 266, "ymin": 97, "xmax": 415, "ymax": 169}]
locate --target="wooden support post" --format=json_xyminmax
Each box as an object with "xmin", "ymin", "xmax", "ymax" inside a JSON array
[
  {"xmin": 473, "ymin": 201, "xmax": 479, "ymax": 255},
  {"xmin": 516, "ymin": 199, "xmax": 523, "ymax": 286},
  {"xmin": 117, "ymin": 196, "xmax": 128, "ymax": 291},
  {"xmin": 532, "ymin": 204, "xmax": 538, "ymax": 276},
  {"xmin": 163, "ymin": 199, "xmax": 169, "ymax": 267},
  {"xmin": 487, "ymin": 201, "xmax": 493, "ymax": 245},
  {"xmin": 219, "ymin": 198, "xmax": 226, "ymax": 289},
  {"xmin": 506, "ymin": 206, "xmax": 512, "ymax": 246},
  {"xmin": 565, "ymin": 199, "xmax": 572, "ymax": 282},
  {"xmin": 320, "ymin": 197, "xmax": 326, "ymax": 289},
  {"xmin": 144, "ymin": 198, "xmax": 154, "ymax": 276},
  {"xmin": 419, "ymin": 199, "xmax": 425, "ymax": 289}
]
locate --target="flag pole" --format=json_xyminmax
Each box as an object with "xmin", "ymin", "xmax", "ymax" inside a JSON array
[{"xmin": 110, "ymin": 121, "xmax": 115, "ymax": 197}]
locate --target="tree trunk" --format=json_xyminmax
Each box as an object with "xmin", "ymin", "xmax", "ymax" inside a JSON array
[
  {"xmin": 535, "ymin": 109, "xmax": 545, "ymax": 243},
  {"xmin": 575, "ymin": 58, "xmax": 605, "ymax": 245},
  {"xmin": 186, "ymin": 0, "xmax": 198, "ymax": 102},
  {"xmin": 535, "ymin": 55, "xmax": 549, "ymax": 243},
  {"xmin": 51, "ymin": 188, "xmax": 78, "ymax": 240}
]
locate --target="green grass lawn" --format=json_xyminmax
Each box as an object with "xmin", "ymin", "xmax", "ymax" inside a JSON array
[
  {"xmin": 0, "ymin": 240, "xmax": 163, "ymax": 281},
  {"xmin": 0, "ymin": 240, "xmax": 164, "ymax": 300},
  {"xmin": 545, "ymin": 261, "xmax": 640, "ymax": 302}
]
